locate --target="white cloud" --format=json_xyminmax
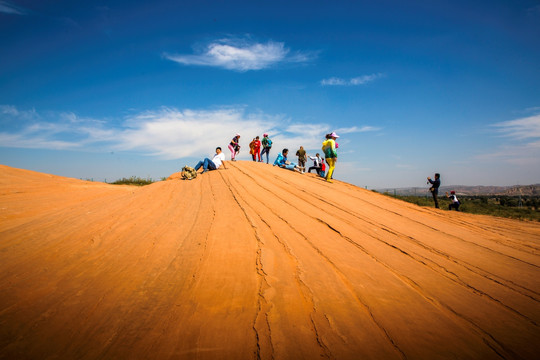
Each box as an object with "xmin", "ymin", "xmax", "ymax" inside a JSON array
[
  {"xmin": 492, "ymin": 114, "xmax": 540, "ymax": 139},
  {"xmin": 0, "ymin": 105, "xmax": 19, "ymax": 115},
  {"xmin": 335, "ymin": 126, "xmax": 381, "ymax": 134},
  {"xmin": 0, "ymin": 105, "xmax": 37, "ymax": 120},
  {"xmin": 350, "ymin": 74, "xmax": 382, "ymax": 85},
  {"xmin": 321, "ymin": 73, "xmax": 384, "ymax": 86},
  {"xmin": 0, "ymin": 108, "xmax": 116, "ymax": 150},
  {"xmin": 0, "ymin": 133, "xmax": 79, "ymax": 150},
  {"xmin": 477, "ymin": 113, "xmax": 540, "ymax": 165},
  {"xmin": 320, "ymin": 77, "xmax": 347, "ymax": 86},
  {"xmin": 164, "ymin": 37, "xmax": 314, "ymax": 72},
  {"xmin": 0, "ymin": 105, "xmax": 345, "ymax": 159},
  {"xmin": 0, "ymin": 1, "xmax": 26, "ymax": 15},
  {"xmin": 116, "ymin": 107, "xmax": 279, "ymax": 158}
]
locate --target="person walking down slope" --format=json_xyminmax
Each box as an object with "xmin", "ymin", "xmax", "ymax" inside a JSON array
[
  {"xmin": 228, "ymin": 134, "xmax": 241, "ymax": 161},
  {"xmin": 322, "ymin": 132, "xmax": 339, "ymax": 183},
  {"xmin": 273, "ymin": 148, "xmax": 302, "ymax": 172},
  {"xmin": 427, "ymin": 173, "xmax": 441, "ymax": 209},
  {"xmin": 194, "ymin": 147, "xmax": 227, "ymax": 174},
  {"xmin": 296, "ymin": 146, "xmax": 307, "ymax": 173},
  {"xmin": 446, "ymin": 190, "xmax": 460, "ymax": 211},
  {"xmin": 260, "ymin": 133, "xmax": 273, "ymax": 164}
]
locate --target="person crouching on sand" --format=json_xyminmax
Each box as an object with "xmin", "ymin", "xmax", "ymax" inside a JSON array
[
  {"xmin": 446, "ymin": 190, "xmax": 460, "ymax": 211},
  {"xmin": 229, "ymin": 134, "xmax": 240, "ymax": 161},
  {"xmin": 194, "ymin": 147, "xmax": 227, "ymax": 174},
  {"xmin": 273, "ymin": 148, "xmax": 302, "ymax": 172},
  {"xmin": 308, "ymin": 153, "xmax": 325, "ymax": 177},
  {"xmin": 322, "ymin": 132, "xmax": 339, "ymax": 183}
]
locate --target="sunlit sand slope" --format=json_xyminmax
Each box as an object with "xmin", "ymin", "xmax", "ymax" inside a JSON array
[{"xmin": 1, "ymin": 162, "xmax": 539, "ymax": 359}]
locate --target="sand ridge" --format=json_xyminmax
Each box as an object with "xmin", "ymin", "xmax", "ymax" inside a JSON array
[{"xmin": 0, "ymin": 162, "xmax": 539, "ymax": 359}]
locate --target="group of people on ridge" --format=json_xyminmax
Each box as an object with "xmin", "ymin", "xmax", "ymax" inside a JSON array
[
  {"xmin": 272, "ymin": 132, "xmax": 339, "ymax": 183},
  {"xmin": 192, "ymin": 131, "xmax": 340, "ymax": 183},
  {"xmin": 246, "ymin": 134, "xmax": 273, "ymax": 163},
  {"xmin": 190, "ymin": 134, "xmax": 461, "ymax": 210}
]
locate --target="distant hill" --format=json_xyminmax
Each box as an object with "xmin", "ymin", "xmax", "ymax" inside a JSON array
[{"xmin": 376, "ymin": 184, "xmax": 540, "ymax": 196}]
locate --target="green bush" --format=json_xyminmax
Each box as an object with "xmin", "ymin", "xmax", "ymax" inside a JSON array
[
  {"xmin": 382, "ymin": 194, "xmax": 540, "ymax": 222},
  {"xmin": 111, "ymin": 176, "xmax": 154, "ymax": 186}
]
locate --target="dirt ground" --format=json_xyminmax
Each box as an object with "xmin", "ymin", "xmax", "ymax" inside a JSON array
[{"xmin": 1, "ymin": 162, "xmax": 539, "ymax": 359}]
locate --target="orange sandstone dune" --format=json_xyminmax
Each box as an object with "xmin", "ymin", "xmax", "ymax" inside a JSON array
[{"xmin": 0, "ymin": 162, "xmax": 539, "ymax": 359}]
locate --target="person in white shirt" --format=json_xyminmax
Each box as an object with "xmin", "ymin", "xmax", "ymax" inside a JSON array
[
  {"xmin": 307, "ymin": 153, "xmax": 324, "ymax": 177},
  {"xmin": 194, "ymin": 147, "xmax": 227, "ymax": 174},
  {"xmin": 446, "ymin": 190, "xmax": 460, "ymax": 211}
]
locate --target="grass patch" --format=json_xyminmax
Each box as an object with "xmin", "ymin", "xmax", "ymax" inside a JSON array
[
  {"xmin": 111, "ymin": 176, "xmax": 155, "ymax": 186},
  {"xmin": 381, "ymin": 193, "xmax": 540, "ymax": 222}
]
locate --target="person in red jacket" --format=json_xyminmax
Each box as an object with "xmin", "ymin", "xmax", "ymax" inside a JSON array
[{"xmin": 252, "ymin": 136, "xmax": 261, "ymax": 162}]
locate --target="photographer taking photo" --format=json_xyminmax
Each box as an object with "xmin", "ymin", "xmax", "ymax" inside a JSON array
[{"xmin": 427, "ymin": 173, "xmax": 441, "ymax": 208}]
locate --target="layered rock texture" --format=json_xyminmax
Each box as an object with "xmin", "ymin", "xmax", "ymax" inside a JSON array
[{"xmin": 1, "ymin": 163, "xmax": 539, "ymax": 359}]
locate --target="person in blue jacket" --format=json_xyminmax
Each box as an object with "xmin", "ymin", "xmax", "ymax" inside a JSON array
[{"xmin": 273, "ymin": 148, "xmax": 302, "ymax": 172}]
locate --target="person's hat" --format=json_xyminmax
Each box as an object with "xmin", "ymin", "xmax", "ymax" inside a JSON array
[
  {"xmin": 330, "ymin": 132, "xmax": 340, "ymax": 138},
  {"xmin": 263, "ymin": 133, "xmax": 268, "ymax": 137},
  {"xmin": 450, "ymin": 190, "xmax": 455, "ymax": 194},
  {"xmin": 236, "ymin": 133, "xmax": 241, "ymax": 137}
]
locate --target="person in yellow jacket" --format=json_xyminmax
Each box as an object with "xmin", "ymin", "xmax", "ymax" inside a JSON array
[{"xmin": 322, "ymin": 132, "xmax": 339, "ymax": 183}]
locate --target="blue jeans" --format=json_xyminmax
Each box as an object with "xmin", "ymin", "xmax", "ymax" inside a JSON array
[
  {"xmin": 194, "ymin": 158, "xmax": 217, "ymax": 172},
  {"xmin": 261, "ymin": 147, "xmax": 271, "ymax": 163},
  {"xmin": 283, "ymin": 162, "xmax": 297, "ymax": 171}
]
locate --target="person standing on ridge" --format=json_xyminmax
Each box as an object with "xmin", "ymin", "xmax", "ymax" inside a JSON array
[
  {"xmin": 296, "ymin": 146, "xmax": 307, "ymax": 173},
  {"xmin": 228, "ymin": 134, "xmax": 241, "ymax": 161},
  {"xmin": 322, "ymin": 132, "xmax": 339, "ymax": 183},
  {"xmin": 427, "ymin": 173, "xmax": 441, "ymax": 208},
  {"xmin": 253, "ymin": 136, "xmax": 261, "ymax": 162},
  {"xmin": 249, "ymin": 138, "xmax": 256, "ymax": 161},
  {"xmin": 260, "ymin": 133, "xmax": 272, "ymax": 164}
]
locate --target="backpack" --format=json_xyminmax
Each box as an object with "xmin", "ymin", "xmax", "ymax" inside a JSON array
[
  {"xmin": 181, "ymin": 166, "xmax": 197, "ymax": 180},
  {"xmin": 265, "ymin": 138, "xmax": 272, "ymax": 148}
]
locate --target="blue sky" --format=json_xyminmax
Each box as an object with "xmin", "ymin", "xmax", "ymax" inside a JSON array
[{"xmin": 1, "ymin": 0, "xmax": 539, "ymax": 188}]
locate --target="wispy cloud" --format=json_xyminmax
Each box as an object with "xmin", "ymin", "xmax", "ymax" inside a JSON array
[
  {"xmin": 164, "ymin": 36, "xmax": 315, "ymax": 72},
  {"xmin": 117, "ymin": 107, "xmax": 282, "ymax": 158},
  {"xmin": 493, "ymin": 114, "xmax": 540, "ymax": 139},
  {"xmin": 335, "ymin": 126, "xmax": 381, "ymax": 134},
  {"xmin": 477, "ymin": 113, "xmax": 540, "ymax": 165},
  {"xmin": 321, "ymin": 73, "xmax": 384, "ymax": 86},
  {"xmin": 0, "ymin": 105, "xmax": 355, "ymax": 158},
  {"xmin": 0, "ymin": 1, "xmax": 26, "ymax": 15},
  {"xmin": 0, "ymin": 108, "xmax": 114, "ymax": 150}
]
